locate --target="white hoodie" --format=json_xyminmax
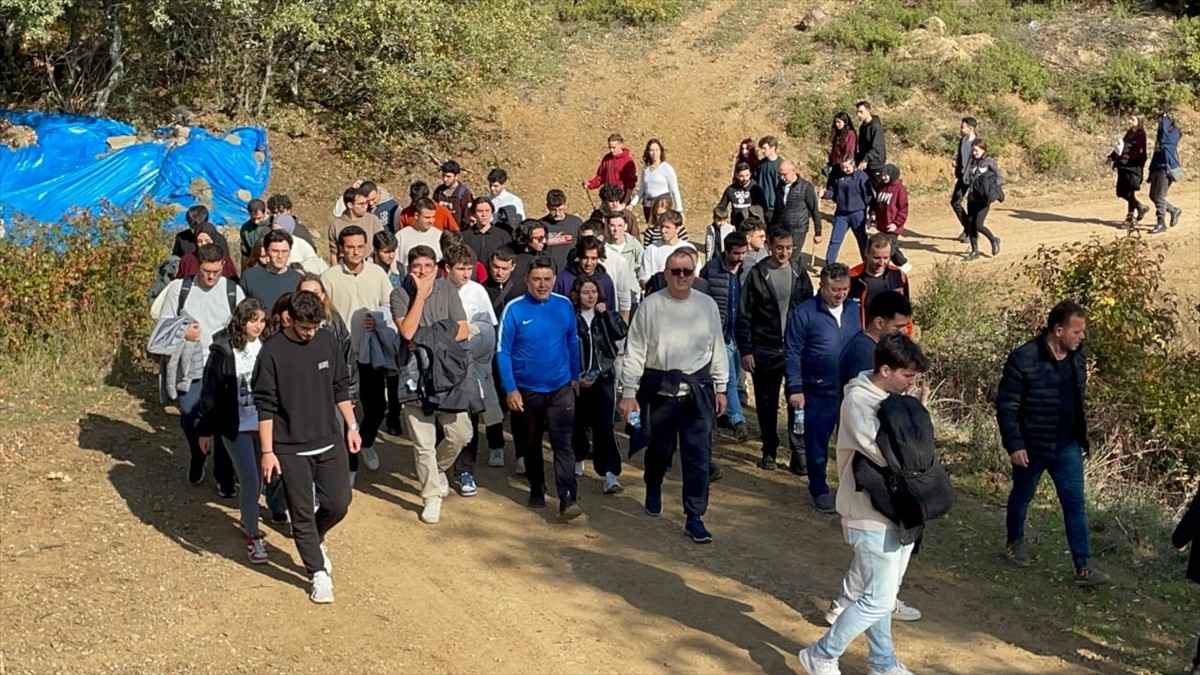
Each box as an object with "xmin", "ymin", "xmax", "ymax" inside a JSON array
[{"xmin": 836, "ymin": 372, "xmax": 894, "ymax": 532}]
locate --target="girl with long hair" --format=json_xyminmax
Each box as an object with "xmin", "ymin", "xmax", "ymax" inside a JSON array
[
  {"xmin": 569, "ymin": 275, "xmax": 628, "ymax": 494},
  {"xmin": 732, "ymin": 137, "xmax": 760, "ymax": 180},
  {"xmin": 194, "ymin": 298, "xmax": 282, "ymax": 563},
  {"xmin": 631, "ymin": 138, "xmax": 684, "ymax": 223},
  {"xmin": 1148, "ymin": 112, "xmax": 1184, "ymax": 234},
  {"xmin": 829, "ymin": 112, "xmax": 858, "ymax": 175},
  {"xmin": 1110, "ymin": 114, "xmax": 1149, "ymax": 226},
  {"xmin": 963, "ymin": 139, "xmax": 1003, "ymax": 261}
]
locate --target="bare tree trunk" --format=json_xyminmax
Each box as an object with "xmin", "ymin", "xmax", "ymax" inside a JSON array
[{"xmin": 92, "ymin": 0, "xmax": 125, "ymax": 117}]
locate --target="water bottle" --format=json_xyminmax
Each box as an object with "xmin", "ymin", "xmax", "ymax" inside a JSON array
[
  {"xmin": 628, "ymin": 410, "xmax": 642, "ymax": 430},
  {"xmin": 792, "ymin": 409, "xmax": 805, "ymax": 436}
]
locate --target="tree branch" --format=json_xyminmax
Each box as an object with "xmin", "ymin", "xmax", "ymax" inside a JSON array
[{"xmin": 91, "ymin": 0, "xmax": 125, "ymax": 117}]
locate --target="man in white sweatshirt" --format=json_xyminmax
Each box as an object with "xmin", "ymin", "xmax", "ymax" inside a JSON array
[{"xmin": 798, "ymin": 333, "xmax": 929, "ymax": 675}]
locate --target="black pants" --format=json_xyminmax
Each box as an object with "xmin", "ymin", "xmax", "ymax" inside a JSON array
[
  {"xmin": 886, "ymin": 232, "xmax": 907, "ymax": 267},
  {"xmin": 572, "ymin": 375, "xmax": 622, "ymax": 476},
  {"xmin": 454, "ymin": 412, "xmax": 481, "ymax": 474},
  {"xmin": 643, "ymin": 394, "xmax": 714, "ymax": 517},
  {"xmin": 278, "ymin": 445, "xmax": 352, "ymax": 577},
  {"xmin": 356, "ymin": 362, "xmax": 387, "ymax": 449},
  {"xmin": 950, "ymin": 181, "xmax": 969, "ymax": 230},
  {"xmin": 965, "ymin": 201, "xmax": 996, "ymax": 247},
  {"xmin": 511, "ymin": 384, "xmax": 577, "ymax": 502},
  {"xmin": 750, "ymin": 361, "xmax": 806, "ymax": 467},
  {"xmin": 1122, "ymin": 193, "xmax": 1143, "ymax": 214},
  {"xmin": 385, "ymin": 374, "xmax": 402, "ymax": 428}
]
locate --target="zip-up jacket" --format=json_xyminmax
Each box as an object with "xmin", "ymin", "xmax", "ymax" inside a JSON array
[
  {"xmin": 995, "ymin": 334, "xmax": 1089, "ymax": 459},
  {"xmin": 783, "ymin": 295, "xmax": 863, "ymax": 396},
  {"xmin": 855, "ymin": 116, "xmax": 887, "ymax": 172},
  {"xmin": 772, "ymin": 178, "xmax": 823, "ymax": 238},
  {"xmin": 823, "ymin": 169, "xmax": 874, "ymax": 214},
  {"xmin": 1149, "ymin": 114, "xmax": 1182, "ymax": 173},
  {"xmin": 195, "ymin": 333, "xmax": 245, "ymax": 441},
  {"xmin": 699, "ymin": 253, "xmax": 739, "ymax": 341},
  {"xmin": 848, "ymin": 262, "xmax": 911, "ymax": 333},
  {"xmin": 497, "ymin": 292, "xmax": 581, "ymax": 394},
  {"xmin": 577, "ymin": 308, "xmax": 628, "ymax": 378},
  {"xmin": 735, "ymin": 258, "xmax": 814, "ymax": 369}
]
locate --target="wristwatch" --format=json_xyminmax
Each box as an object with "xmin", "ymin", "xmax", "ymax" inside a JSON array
[{"xmin": 349, "ymin": 423, "xmax": 360, "ymax": 431}]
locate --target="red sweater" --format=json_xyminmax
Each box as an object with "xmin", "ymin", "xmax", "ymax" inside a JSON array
[
  {"xmin": 829, "ymin": 130, "xmax": 858, "ymax": 167},
  {"xmin": 585, "ymin": 149, "xmax": 638, "ymax": 195},
  {"xmin": 871, "ymin": 180, "xmax": 909, "ymax": 234}
]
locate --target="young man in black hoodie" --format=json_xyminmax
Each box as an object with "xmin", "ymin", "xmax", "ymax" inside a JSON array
[
  {"xmin": 255, "ymin": 290, "xmax": 359, "ymax": 604},
  {"xmin": 854, "ymin": 101, "xmax": 886, "ymax": 175}
]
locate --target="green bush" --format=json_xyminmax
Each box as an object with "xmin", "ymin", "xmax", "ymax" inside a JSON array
[
  {"xmin": 555, "ymin": 0, "xmax": 687, "ymax": 24},
  {"xmin": 1081, "ymin": 49, "xmax": 1194, "ymax": 114},
  {"xmin": 936, "ymin": 40, "xmax": 1052, "ymax": 108},
  {"xmin": 0, "ymin": 205, "xmax": 173, "ymax": 354},
  {"xmin": 814, "ymin": 0, "xmax": 918, "ymax": 52},
  {"xmin": 1174, "ymin": 17, "xmax": 1200, "ymax": 92},
  {"xmin": 886, "ymin": 112, "xmax": 927, "ymax": 148},
  {"xmin": 783, "ymin": 92, "xmax": 856, "ymax": 140},
  {"xmin": 980, "ymin": 99, "xmax": 1034, "ymax": 156},
  {"xmin": 850, "ymin": 54, "xmax": 932, "ymax": 106},
  {"xmin": 1028, "ymin": 141, "xmax": 1070, "ymax": 173}
]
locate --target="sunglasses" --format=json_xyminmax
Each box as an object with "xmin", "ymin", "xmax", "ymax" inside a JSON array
[
  {"xmin": 667, "ymin": 267, "xmax": 694, "ymax": 277},
  {"xmin": 530, "ymin": 235, "xmax": 547, "ymax": 242}
]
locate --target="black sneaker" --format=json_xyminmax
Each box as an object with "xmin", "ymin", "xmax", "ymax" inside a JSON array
[
  {"xmin": 1074, "ymin": 566, "xmax": 1110, "ymax": 587},
  {"xmin": 991, "ymin": 237, "xmax": 1002, "ymax": 257},
  {"xmin": 528, "ymin": 491, "xmax": 546, "ymax": 509},
  {"xmin": 560, "ymin": 499, "xmax": 583, "ymax": 521},
  {"xmin": 684, "ymin": 517, "xmax": 713, "ymax": 544},
  {"xmin": 964, "ymin": 250, "xmax": 981, "ymax": 261},
  {"xmin": 708, "ymin": 463, "xmax": 725, "ymax": 483},
  {"xmin": 1149, "ymin": 223, "xmax": 1168, "ymax": 235},
  {"xmin": 731, "ymin": 422, "xmax": 749, "ymax": 442},
  {"xmin": 188, "ymin": 458, "xmax": 206, "ymax": 485},
  {"xmin": 217, "ymin": 483, "xmax": 237, "ymax": 499},
  {"xmin": 1136, "ymin": 203, "xmax": 1150, "ymax": 222},
  {"xmin": 645, "ymin": 488, "xmax": 663, "ymax": 517},
  {"xmin": 270, "ymin": 511, "xmax": 289, "ymax": 525},
  {"xmin": 1004, "ymin": 540, "xmax": 1031, "ymax": 567},
  {"xmin": 1169, "ymin": 207, "xmax": 1182, "ymax": 228},
  {"xmin": 385, "ymin": 421, "xmax": 403, "ymax": 436},
  {"xmin": 757, "ymin": 456, "xmax": 777, "ymax": 471},
  {"xmin": 716, "ymin": 415, "xmax": 732, "ymax": 430},
  {"xmin": 788, "ymin": 452, "xmax": 807, "ymax": 476}
]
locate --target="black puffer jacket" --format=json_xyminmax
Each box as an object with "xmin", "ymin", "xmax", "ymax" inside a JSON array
[
  {"xmin": 699, "ymin": 254, "xmax": 735, "ymax": 326},
  {"xmin": 577, "ymin": 308, "xmax": 628, "ymax": 378},
  {"xmin": 995, "ymin": 334, "xmax": 1089, "ymax": 459},
  {"xmin": 735, "ymin": 258, "xmax": 814, "ymax": 370}
]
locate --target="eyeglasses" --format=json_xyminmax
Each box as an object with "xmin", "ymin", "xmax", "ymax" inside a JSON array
[
  {"xmin": 667, "ymin": 267, "xmax": 694, "ymax": 277},
  {"xmin": 199, "ymin": 268, "xmax": 223, "ymax": 277},
  {"xmin": 530, "ymin": 235, "xmax": 547, "ymax": 242}
]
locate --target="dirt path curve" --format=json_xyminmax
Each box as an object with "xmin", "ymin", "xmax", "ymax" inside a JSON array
[{"xmin": 3, "ymin": 1, "xmax": 1197, "ymax": 673}]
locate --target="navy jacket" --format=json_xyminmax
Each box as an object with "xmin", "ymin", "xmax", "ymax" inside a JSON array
[
  {"xmin": 552, "ymin": 262, "xmax": 616, "ymax": 310},
  {"xmin": 823, "ymin": 169, "xmax": 874, "ymax": 214},
  {"xmin": 995, "ymin": 334, "xmax": 1089, "ymax": 459},
  {"xmin": 783, "ymin": 295, "xmax": 863, "ymax": 397},
  {"xmin": 1149, "ymin": 114, "xmax": 1183, "ymax": 173},
  {"xmin": 699, "ymin": 254, "xmax": 739, "ymax": 341},
  {"xmin": 839, "ymin": 330, "xmax": 876, "ymax": 391}
]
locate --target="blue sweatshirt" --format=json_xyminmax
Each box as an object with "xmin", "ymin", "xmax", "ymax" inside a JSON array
[
  {"xmin": 783, "ymin": 295, "xmax": 863, "ymax": 397},
  {"xmin": 823, "ymin": 169, "xmax": 874, "ymax": 215},
  {"xmin": 497, "ymin": 292, "xmax": 581, "ymax": 394}
]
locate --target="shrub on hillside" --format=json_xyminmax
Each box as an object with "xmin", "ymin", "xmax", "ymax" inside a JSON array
[
  {"xmin": 814, "ymin": 0, "xmax": 917, "ymax": 52},
  {"xmin": 0, "ymin": 206, "xmax": 172, "ymax": 354},
  {"xmin": 1080, "ymin": 49, "xmax": 1194, "ymax": 114},
  {"xmin": 554, "ymin": 0, "xmax": 687, "ymax": 24},
  {"xmin": 1028, "ymin": 141, "xmax": 1070, "ymax": 173},
  {"xmin": 850, "ymin": 54, "xmax": 932, "ymax": 106},
  {"xmin": 936, "ymin": 40, "xmax": 1051, "ymax": 109}
]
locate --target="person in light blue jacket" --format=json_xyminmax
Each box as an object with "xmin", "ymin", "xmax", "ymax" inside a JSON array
[
  {"xmin": 1148, "ymin": 112, "xmax": 1184, "ymax": 234},
  {"xmin": 497, "ymin": 257, "xmax": 583, "ymax": 518}
]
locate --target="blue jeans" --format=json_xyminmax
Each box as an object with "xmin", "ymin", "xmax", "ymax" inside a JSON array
[
  {"xmin": 825, "ymin": 210, "xmax": 868, "ymax": 266},
  {"xmin": 815, "ymin": 527, "xmax": 913, "ymax": 671},
  {"xmin": 222, "ymin": 433, "xmax": 285, "ymax": 536},
  {"xmin": 1006, "ymin": 443, "xmax": 1091, "ymax": 570},
  {"xmin": 724, "ymin": 340, "xmax": 746, "ymax": 426},
  {"xmin": 804, "ymin": 392, "xmax": 840, "ymax": 498}
]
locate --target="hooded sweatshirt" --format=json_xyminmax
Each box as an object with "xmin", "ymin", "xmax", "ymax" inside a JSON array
[
  {"xmin": 585, "ymin": 148, "xmax": 639, "ymax": 196},
  {"xmin": 871, "ymin": 164, "xmax": 909, "ymax": 234},
  {"xmin": 836, "ymin": 372, "xmax": 893, "ymax": 531}
]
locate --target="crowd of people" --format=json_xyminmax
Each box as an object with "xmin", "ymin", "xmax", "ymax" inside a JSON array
[{"xmin": 145, "ymin": 104, "xmax": 1197, "ymax": 674}]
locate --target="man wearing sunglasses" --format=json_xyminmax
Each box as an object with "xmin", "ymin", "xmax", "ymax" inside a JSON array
[{"xmin": 620, "ymin": 249, "xmax": 729, "ymax": 544}]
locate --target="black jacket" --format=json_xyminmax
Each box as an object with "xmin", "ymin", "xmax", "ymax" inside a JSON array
[
  {"xmin": 195, "ymin": 333, "xmax": 244, "ymax": 441},
  {"xmin": 578, "ymin": 308, "xmax": 628, "ymax": 378},
  {"xmin": 461, "ymin": 226, "xmax": 513, "ymax": 274},
  {"xmin": 627, "ymin": 367, "xmax": 715, "ymax": 457},
  {"xmin": 484, "ymin": 274, "xmax": 524, "ymax": 318},
  {"xmin": 855, "ymin": 116, "xmax": 887, "ymax": 172},
  {"xmin": 700, "ymin": 254, "xmax": 740, "ymax": 341},
  {"xmin": 995, "ymin": 334, "xmax": 1089, "ymax": 459},
  {"xmin": 398, "ymin": 318, "xmax": 482, "ymax": 415},
  {"xmin": 772, "ymin": 178, "xmax": 823, "ymax": 239},
  {"xmin": 736, "ymin": 258, "xmax": 814, "ymax": 369},
  {"xmin": 1173, "ymin": 486, "xmax": 1200, "ymax": 584},
  {"xmin": 326, "ymin": 313, "xmax": 358, "ymax": 401}
]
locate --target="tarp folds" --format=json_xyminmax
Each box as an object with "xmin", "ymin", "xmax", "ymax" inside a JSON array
[{"xmin": 0, "ymin": 110, "xmax": 270, "ymax": 230}]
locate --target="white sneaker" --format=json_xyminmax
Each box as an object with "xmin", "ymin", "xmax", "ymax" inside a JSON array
[
  {"xmin": 824, "ymin": 601, "xmax": 843, "ymax": 626},
  {"xmin": 436, "ymin": 475, "xmax": 451, "ymax": 499},
  {"xmin": 421, "ymin": 497, "xmax": 443, "ymax": 524},
  {"xmin": 487, "ymin": 448, "xmax": 505, "ymax": 467},
  {"xmin": 603, "ymin": 472, "xmax": 623, "ymax": 494},
  {"xmin": 349, "ymin": 470, "xmax": 357, "ymax": 487},
  {"xmin": 575, "ymin": 460, "xmax": 586, "ymax": 477},
  {"xmin": 361, "ymin": 446, "xmax": 380, "ymax": 471},
  {"xmin": 899, "ymin": 262, "xmax": 913, "ymax": 274},
  {"xmin": 892, "ymin": 598, "xmax": 921, "ymax": 621},
  {"xmin": 798, "ymin": 646, "xmax": 841, "ymax": 675},
  {"xmin": 310, "ymin": 571, "xmax": 334, "ymax": 604},
  {"xmin": 868, "ymin": 663, "xmax": 913, "ymax": 675},
  {"xmin": 515, "ymin": 457, "xmax": 526, "ymax": 475},
  {"xmin": 320, "ymin": 543, "xmax": 332, "ymax": 574}
]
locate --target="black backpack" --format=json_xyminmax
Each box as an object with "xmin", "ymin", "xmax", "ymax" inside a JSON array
[
  {"xmin": 854, "ymin": 394, "xmax": 954, "ymax": 542},
  {"xmin": 178, "ymin": 276, "xmax": 239, "ymax": 315},
  {"xmin": 495, "ymin": 205, "xmax": 520, "ymax": 234}
]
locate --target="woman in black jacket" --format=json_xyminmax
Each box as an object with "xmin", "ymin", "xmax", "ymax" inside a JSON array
[
  {"xmin": 963, "ymin": 139, "xmax": 1003, "ymax": 262},
  {"xmin": 569, "ymin": 275, "xmax": 628, "ymax": 495},
  {"xmin": 1110, "ymin": 115, "xmax": 1149, "ymax": 226},
  {"xmin": 1173, "ymin": 485, "xmax": 1200, "ymax": 675},
  {"xmin": 195, "ymin": 297, "xmax": 277, "ymax": 563}
]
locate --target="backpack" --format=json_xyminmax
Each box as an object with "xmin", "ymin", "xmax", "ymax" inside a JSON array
[
  {"xmin": 148, "ymin": 256, "xmax": 181, "ymax": 303},
  {"xmin": 178, "ymin": 276, "xmax": 239, "ymax": 316},
  {"xmin": 854, "ymin": 394, "xmax": 954, "ymax": 542},
  {"xmin": 495, "ymin": 205, "xmax": 520, "ymax": 234}
]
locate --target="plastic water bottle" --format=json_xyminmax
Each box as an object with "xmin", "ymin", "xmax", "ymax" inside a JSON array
[
  {"xmin": 628, "ymin": 410, "xmax": 642, "ymax": 430},
  {"xmin": 792, "ymin": 409, "xmax": 805, "ymax": 436}
]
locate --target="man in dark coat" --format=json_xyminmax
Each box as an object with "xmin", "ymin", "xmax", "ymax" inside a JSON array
[
  {"xmin": 1173, "ymin": 485, "xmax": 1200, "ymax": 675},
  {"xmin": 996, "ymin": 300, "xmax": 1109, "ymax": 586}
]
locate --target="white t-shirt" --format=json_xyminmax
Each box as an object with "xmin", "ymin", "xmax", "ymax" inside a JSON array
[
  {"xmin": 234, "ymin": 339, "xmax": 263, "ymax": 432},
  {"xmin": 456, "ymin": 280, "xmax": 497, "ymax": 326},
  {"xmin": 490, "ymin": 189, "xmax": 526, "ymax": 221},
  {"xmin": 397, "ymin": 227, "xmax": 443, "ymax": 263},
  {"xmin": 640, "ymin": 240, "xmax": 697, "ymax": 281},
  {"xmin": 827, "ymin": 303, "xmax": 845, "ymax": 327}
]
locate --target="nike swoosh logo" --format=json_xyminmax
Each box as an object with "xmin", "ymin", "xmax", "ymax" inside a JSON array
[{"xmin": 522, "ymin": 319, "xmax": 533, "ymax": 325}]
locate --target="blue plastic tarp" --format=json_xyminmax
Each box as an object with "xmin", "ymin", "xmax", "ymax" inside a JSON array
[{"xmin": 0, "ymin": 110, "xmax": 270, "ymax": 232}]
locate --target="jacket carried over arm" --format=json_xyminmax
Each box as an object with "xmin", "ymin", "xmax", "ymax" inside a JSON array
[{"xmin": 995, "ymin": 334, "xmax": 1089, "ymax": 459}]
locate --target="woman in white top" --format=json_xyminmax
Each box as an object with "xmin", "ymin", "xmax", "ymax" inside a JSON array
[
  {"xmin": 195, "ymin": 298, "xmax": 277, "ymax": 564},
  {"xmin": 631, "ymin": 138, "xmax": 684, "ymax": 223}
]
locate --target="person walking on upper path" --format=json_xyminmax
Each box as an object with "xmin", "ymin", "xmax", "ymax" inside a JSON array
[
  {"xmin": 737, "ymin": 227, "xmax": 814, "ymax": 474},
  {"xmin": 950, "ymin": 116, "xmax": 978, "ymax": 243},
  {"xmin": 757, "ymin": 136, "xmax": 783, "ymax": 222},
  {"xmin": 871, "ymin": 164, "xmax": 910, "ymax": 271},
  {"xmin": 582, "ymin": 134, "xmax": 638, "ymax": 204},
  {"xmin": 963, "ymin": 139, "xmax": 1003, "ymax": 262},
  {"xmin": 1110, "ymin": 115, "xmax": 1150, "ymax": 227},
  {"xmin": 997, "ymin": 300, "xmax": 1109, "ymax": 587},
  {"xmin": 718, "ymin": 162, "xmax": 768, "ymax": 230},
  {"xmin": 1148, "ymin": 112, "xmax": 1184, "ymax": 234},
  {"xmin": 829, "ymin": 112, "xmax": 858, "ymax": 177},
  {"xmin": 620, "ymin": 248, "xmax": 729, "ymax": 544},
  {"xmin": 854, "ymin": 101, "xmax": 886, "ymax": 175},
  {"xmin": 821, "ymin": 156, "xmax": 874, "ymax": 266},
  {"xmin": 784, "ymin": 263, "xmax": 862, "ymax": 513}
]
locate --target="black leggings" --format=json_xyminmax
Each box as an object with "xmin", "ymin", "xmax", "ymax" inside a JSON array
[
  {"xmin": 1123, "ymin": 193, "xmax": 1143, "ymax": 214},
  {"xmin": 965, "ymin": 201, "xmax": 996, "ymax": 244}
]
